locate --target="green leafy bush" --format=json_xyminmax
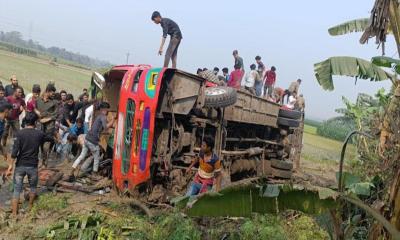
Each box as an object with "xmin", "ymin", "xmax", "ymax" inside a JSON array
[
  {"xmin": 240, "ymin": 215, "xmax": 286, "ymax": 240},
  {"xmin": 316, "ymin": 116, "xmax": 355, "ymax": 142}
]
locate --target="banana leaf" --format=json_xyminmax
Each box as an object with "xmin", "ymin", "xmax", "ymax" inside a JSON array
[
  {"xmin": 328, "ymin": 18, "xmax": 370, "ymax": 36},
  {"xmin": 174, "ymin": 182, "xmax": 400, "ymax": 239},
  {"xmin": 314, "ymin": 56, "xmax": 393, "ymax": 91},
  {"xmin": 175, "ymin": 183, "xmax": 338, "ymax": 217},
  {"xmin": 328, "ymin": 18, "xmax": 394, "ymax": 37},
  {"xmin": 371, "ymin": 56, "xmax": 400, "ymax": 74}
]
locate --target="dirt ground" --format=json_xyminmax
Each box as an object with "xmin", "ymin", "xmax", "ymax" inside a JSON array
[
  {"xmin": 296, "ymin": 159, "xmax": 337, "ymax": 188},
  {"xmin": 0, "ymin": 152, "xmax": 336, "ymax": 239}
]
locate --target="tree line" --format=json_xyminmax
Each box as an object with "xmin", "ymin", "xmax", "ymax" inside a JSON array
[{"xmin": 0, "ymin": 30, "xmax": 111, "ymax": 68}]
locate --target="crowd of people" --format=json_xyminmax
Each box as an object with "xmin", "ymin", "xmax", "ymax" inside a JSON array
[
  {"xmin": 196, "ymin": 50, "xmax": 306, "ymax": 112},
  {"xmin": 0, "ymin": 75, "xmax": 114, "ymax": 216},
  {"xmin": 150, "ymin": 10, "xmax": 305, "ymax": 111}
]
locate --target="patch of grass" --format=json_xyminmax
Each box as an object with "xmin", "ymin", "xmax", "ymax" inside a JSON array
[
  {"xmin": 301, "ymin": 131, "xmax": 357, "ymax": 166},
  {"xmin": 304, "ymin": 124, "xmax": 317, "ymax": 135},
  {"xmin": 0, "ymin": 49, "xmax": 91, "ymax": 96},
  {"xmin": 151, "ymin": 212, "xmax": 201, "ymax": 240},
  {"xmin": 202, "ymin": 214, "xmax": 329, "ymax": 240},
  {"xmin": 285, "ymin": 215, "xmax": 330, "ymax": 240},
  {"xmin": 240, "ymin": 215, "xmax": 286, "ymax": 240},
  {"xmin": 34, "ymin": 206, "xmax": 330, "ymax": 240},
  {"xmin": 31, "ymin": 193, "xmax": 69, "ymax": 215}
]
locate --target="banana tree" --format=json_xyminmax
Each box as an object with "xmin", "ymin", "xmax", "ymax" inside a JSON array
[
  {"xmin": 314, "ymin": 0, "xmax": 400, "ymax": 235},
  {"xmin": 328, "ymin": 0, "xmax": 400, "ymax": 57}
]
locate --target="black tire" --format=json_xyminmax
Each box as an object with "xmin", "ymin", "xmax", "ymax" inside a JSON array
[
  {"xmin": 204, "ymin": 86, "xmax": 237, "ymax": 108},
  {"xmin": 277, "ymin": 117, "xmax": 300, "ymax": 128},
  {"xmin": 271, "ymin": 159, "xmax": 293, "ymax": 170},
  {"xmin": 279, "ymin": 109, "xmax": 302, "ymax": 120},
  {"xmin": 271, "ymin": 168, "xmax": 292, "ymax": 179}
]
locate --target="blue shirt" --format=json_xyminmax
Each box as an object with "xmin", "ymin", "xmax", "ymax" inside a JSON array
[
  {"xmin": 224, "ymin": 75, "xmax": 230, "ymax": 83},
  {"xmin": 69, "ymin": 123, "xmax": 88, "ymax": 136}
]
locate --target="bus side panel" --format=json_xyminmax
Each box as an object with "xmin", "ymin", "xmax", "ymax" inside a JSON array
[
  {"xmin": 113, "ymin": 67, "xmax": 167, "ymax": 192},
  {"xmin": 129, "ymin": 68, "xmax": 164, "ymax": 189},
  {"xmin": 112, "ymin": 69, "xmax": 135, "ymax": 191}
]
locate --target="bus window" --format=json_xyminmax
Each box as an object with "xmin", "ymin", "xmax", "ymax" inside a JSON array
[
  {"xmin": 122, "ymin": 99, "xmax": 135, "ymax": 174},
  {"xmin": 132, "ymin": 70, "xmax": 143, "ymax": 93},
  {"xmin": 139, "ymin": 108, "xmax": 151, "ymax": 171}
]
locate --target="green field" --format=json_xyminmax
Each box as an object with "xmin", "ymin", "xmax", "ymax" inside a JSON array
[
  {"xmin": 301, "ymin": 124, "xmax": 357, "ymax": 167},
  {"xmin": 304, "ymin": 124, "xmax": 317, "ymax": 135},
  {"xmin": 0, "ymin": 49, "xmax": 91, "ymax": 95}
]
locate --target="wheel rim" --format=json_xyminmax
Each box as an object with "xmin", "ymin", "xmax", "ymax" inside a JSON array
[{"xmin": 205, "ymin": 88, "xmax": 227, "ymax": 96}]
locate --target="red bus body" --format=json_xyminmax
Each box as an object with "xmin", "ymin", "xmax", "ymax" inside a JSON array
[{"xmin": 111, "ymin": 65, "xmax": 167, "ymax": 191}]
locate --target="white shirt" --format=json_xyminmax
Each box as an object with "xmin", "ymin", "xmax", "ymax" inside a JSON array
[
  {"xmin": 84, "ymin": 104, "xmax": 94, "ymax": 124},
  {"xmin": 25, "ymin": 93, "xmax": 33, "ymax": 105},
  {"xmin": 243, "ymin": 70, "xmax": 258, "ymax": 88},
  {"xmin": 286, "ymin": 96, "xmax": 297, "ymax": 109}
]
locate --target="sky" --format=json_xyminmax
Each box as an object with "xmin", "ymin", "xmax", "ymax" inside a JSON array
[{"xmin": 0, "ymin": 0, "xmax": 395, "ymax": 120}]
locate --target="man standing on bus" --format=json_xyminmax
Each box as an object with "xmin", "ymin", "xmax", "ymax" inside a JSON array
[
  {"xmin": 151, "ymin": 11, "xmax": 183, "ymax": 68},
  {"xmin": 186, "ymin": 136, "xmax": 222, "ymax": 196}
]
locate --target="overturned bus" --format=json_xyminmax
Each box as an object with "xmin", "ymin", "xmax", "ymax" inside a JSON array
[{"xmin": 90, "ymin": 64, "xmax": 304, "ymax": 196}]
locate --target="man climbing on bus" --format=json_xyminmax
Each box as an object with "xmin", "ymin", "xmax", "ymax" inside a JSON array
[
  {"xmin": 151, "ymin": 11, "xmax": 182, "ymax": 68},
  {"xmin": 186, "ymin": 136, "xmax": 222, "ymax": 196}
]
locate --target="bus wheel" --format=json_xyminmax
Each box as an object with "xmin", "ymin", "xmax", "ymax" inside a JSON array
[{"xmin": 204, "ymin": 87, "xmax": 237, "ymax": 108}]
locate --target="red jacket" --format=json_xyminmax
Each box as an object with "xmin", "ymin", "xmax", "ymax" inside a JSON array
[
  {"xmin": 264, "ymin": 70, "xmax": 276, "ymax": 86},
  {"xmin": 228, "ymin": 69, "xmax": 244, "ymax": 89}
]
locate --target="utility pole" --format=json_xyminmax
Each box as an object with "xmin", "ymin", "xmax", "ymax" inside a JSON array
[{"xmin": 126, "ymin": 52, "xmax": 130, "ymax": 64}]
